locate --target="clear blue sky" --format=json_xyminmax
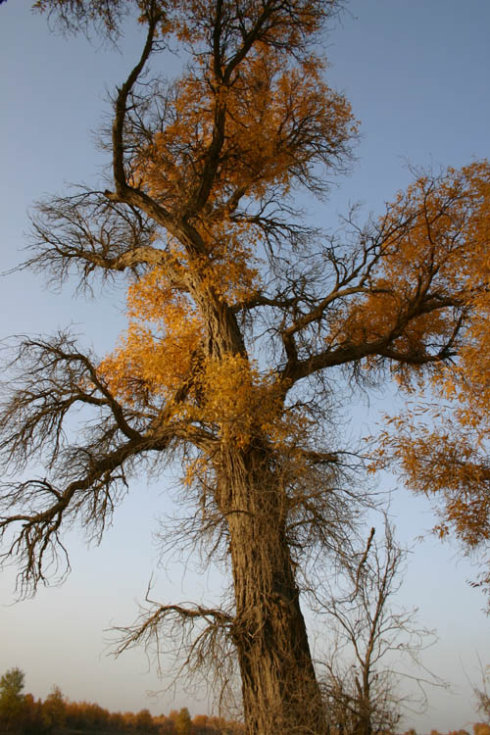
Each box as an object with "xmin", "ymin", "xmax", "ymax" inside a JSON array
[{"xmin": 0, "ymin": 1, "xmax": 489, "ymax": 730}]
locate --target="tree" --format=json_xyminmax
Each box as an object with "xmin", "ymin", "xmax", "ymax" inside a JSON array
[
  {"xmin": 0, "ymin": 668, "xmax": 27, "ymax": 734},
  {"xmin": 0, "ymin": 2, "xmax": 488, "ymax": 734},
  {"xmin": 134, "ymin": 707, "xmax": 156, "ymax": 732},
  {"xmin": 41, "ymin": 686, "xmax": 66, "ymax": 732},
  {"xmin": 318, "ymin": 524, "xmax": 440, "ymax": 735},
  {"xmin": 173, "ymin": 707, "xmax": 192, "ymax": 735}
]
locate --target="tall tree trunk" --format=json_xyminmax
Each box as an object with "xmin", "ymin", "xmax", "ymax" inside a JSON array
[{"xmin": 217, "ymin": 446, "xmax": 327, "ymax": 735}]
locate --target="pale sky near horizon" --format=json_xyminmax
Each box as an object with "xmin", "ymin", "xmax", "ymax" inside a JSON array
[{"xmin": 0, "ymin": 0, "xmax": 489, "ymax": 731}]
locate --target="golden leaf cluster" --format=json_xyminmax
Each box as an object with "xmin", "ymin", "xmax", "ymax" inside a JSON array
[{"xmin": 371, "ymin": 164, "xmax": 490, "ymax": 546}]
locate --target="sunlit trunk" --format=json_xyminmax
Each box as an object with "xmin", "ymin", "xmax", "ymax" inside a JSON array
[{"xmin": 217, "ymin": 446, "xmax": 327, "ymax": 735}]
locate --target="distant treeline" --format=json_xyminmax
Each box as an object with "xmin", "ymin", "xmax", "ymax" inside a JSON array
[
  {"xmin": 1, "ymin": 667, "xmax": 489, "ymax": 735},
  {"xmin": 0, "ymin": 667, "xmax": 244, "ymax": 734}
]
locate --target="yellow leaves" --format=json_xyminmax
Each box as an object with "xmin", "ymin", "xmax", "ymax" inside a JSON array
[
  {"xmin": 371, "ymin": 185, "xmax": 490, "ymax": 543},
  {"xmin": 376, "ymin": 401, "xmax": 490, "ymax": 548},
  {"xmin": 99, "ymin": 321, "xmax": 195, "ymax": 404},
  {"xmin": 131, "ymin": 43, "xmax": 355, "ymax": 214},
  {"xmin": 101, "ymin": 322, "xmax": 309, "ymax": 454},
  {"xmin": 327, "ymin": 161, "xmax": 490, "ymax": 392},
  {"xmin": 99, "ymin": 267, "xmax": 203, "ymax": 405},
  {"xmin": 167, "ymin": 0, "xmax": 327, "ymax": 54},
  {"xmin": 195, "ymin": 220, "xmax": 261, "ymax": 303},
  {"xmin": 99, "ymin": 266, "xmax": 284, "ymax": 448},
  {"xmin": 332, "ymin": 289, "xmax": 400, "ymax": 346},
  {"xmin": 217, "ymin": 57, "xmax": 355, "ymax": 200},
  {"xmin": 198, "ymin": 354, "xmax": 283, "ymax": 447},
  {"xmin": 380, "ymin": 161, "xmax": 490, "ymax": 296},
  {"xmin": 201, "ymin": 354, "xmax": 255, "ymax": 446},
  {"xmin": 434, "ymin": 523, "xmax": 450, "ymax": 540}
]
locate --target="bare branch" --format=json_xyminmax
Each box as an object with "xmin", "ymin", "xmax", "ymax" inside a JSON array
[
  {"xmin": 113, "ymin": 593, "xmax": 236, "ymax": 706},
  {"xmin": 0, "ymin": 436, "xmax": 138, "ymax": 595},
  {"xmin": 0, "ymin": 333, "xmax": 144, "ymax": 471},
  {"xmin": 28, "ymin": 191, "xmax": 186, "ymax": 290},
  {"xmin": 317, "ymin": 520, "xmax": 445, "ymax": 735}
]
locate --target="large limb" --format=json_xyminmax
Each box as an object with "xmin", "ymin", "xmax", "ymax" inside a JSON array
[
  {"xmin": 281, "ymin": 294, "xmax": 463, "ymax": 384},
  {"xmin": 0, "ymin": 333, "xmax": 206, "ymax": 593},
  {"xmin": 29, "ymin": 192, "xmax": 187, "ymax": 290},
  {"xmin": 103, "ymin": 0, "xmax": 194, "ymax": 246},
  {"xmin": 113, "ymin": 597, "xmax": 235, "ymax": 699},
  {"xmin": 184, "ymin": 0, "xmax": 318, "ymax": 214},
  {"xmin": 0, "ymin": 333, "xmax": 145, "ymax": 466},
  {"xmin": 274, "ymin": 188, "xmax": 473, "ymax": 383},
  {"xmin": 0, "ymin": 438, "xmax": 143, "ymax": 594}
]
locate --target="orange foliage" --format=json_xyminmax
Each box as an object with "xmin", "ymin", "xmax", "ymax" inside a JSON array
[
  {"xmin": 371, "ymin": 162, "xmax": 490, "ymax": 549},
  {"xmin": 36, "ymin": 0, "xmax": 489, "ymax": 599},
  {"xmin": 100, "ymin": 266, "xmax": 203, "ymax": 405},
  {"xmin": 332, "ymin": 162, "xmax": 489, "ymax": 378},
  {"xmin": 136, "ymin": 55, "xmax": 354, "ymax": 208}
]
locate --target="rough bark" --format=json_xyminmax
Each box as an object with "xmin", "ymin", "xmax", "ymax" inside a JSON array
[{"xmin": 217, "ymin": 446, "xmax": 327, "ymax": 735}]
